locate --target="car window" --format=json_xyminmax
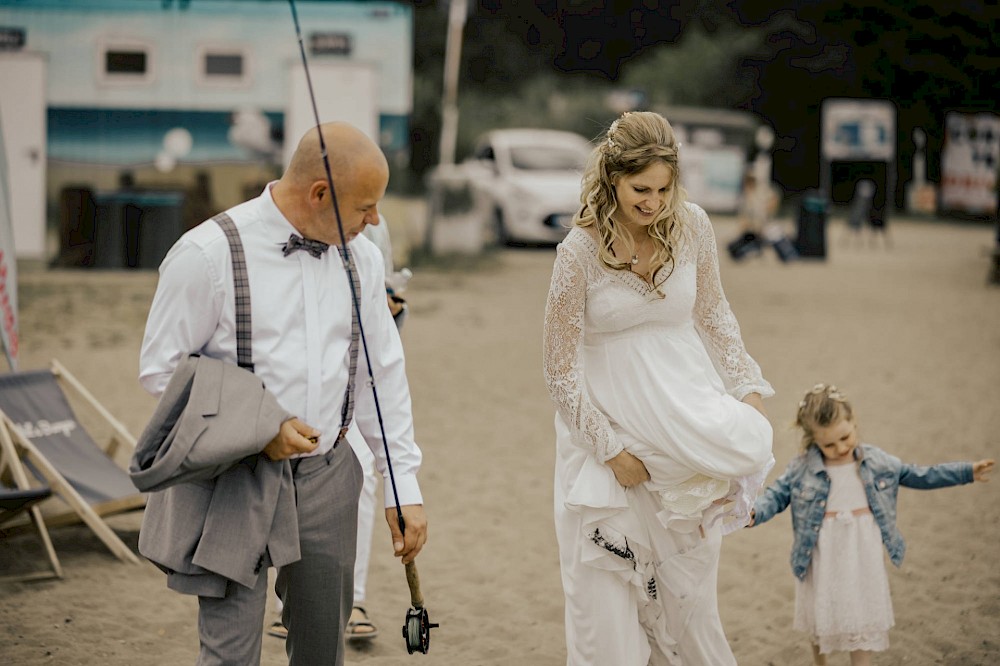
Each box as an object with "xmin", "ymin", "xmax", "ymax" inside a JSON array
[{"xmin": 509, "ymin": 145, "xmax": 587, "ymax": 171}]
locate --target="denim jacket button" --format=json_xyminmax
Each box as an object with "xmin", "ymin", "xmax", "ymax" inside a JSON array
[
  {"xmin": 819, "ymin": 500, "xmax": 826, "ymax": 506},
  {"xmin": 878, "ymin": 480, "xmax": 886, "ymax": 489},
  {"xmin": 813, "ymin": 525, "xmax": 820, "ymax": 531}
]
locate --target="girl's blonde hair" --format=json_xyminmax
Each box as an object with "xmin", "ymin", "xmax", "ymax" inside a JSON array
[
  {"xmin": 795, "ymin": 383, "xmax": 855, "ymax": 451},
  {"xmin": 575, "ymin": 111, "xmax": 688, "ymax": 276}
]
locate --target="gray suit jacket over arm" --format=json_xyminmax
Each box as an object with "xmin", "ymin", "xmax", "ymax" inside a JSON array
[
  {"xmin": 131, "ymin": 354, "xmax": 300, "ymax": 597},
  {"xmin": 130, "ymin": 354, "xmax": 291, "ymax": 492}
]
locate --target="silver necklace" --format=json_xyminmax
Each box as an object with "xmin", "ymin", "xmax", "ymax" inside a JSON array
[{"xmin": 630, "ymin": 233, "xmax": 650, "ymax": 266}]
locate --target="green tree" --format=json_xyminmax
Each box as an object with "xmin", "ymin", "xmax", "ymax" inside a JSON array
[{"xmin": 619, "ymin": 23, "xmax": 765, "ymax": 109}]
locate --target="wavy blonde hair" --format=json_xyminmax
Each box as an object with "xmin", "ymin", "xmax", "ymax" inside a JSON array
[
  {"xmin": 575, "ymin": 111, "xmax": 688, "ymax": 275},
  {"xmin": 795, "ymin": 383, "xmax": 856, "ymax": 451}
]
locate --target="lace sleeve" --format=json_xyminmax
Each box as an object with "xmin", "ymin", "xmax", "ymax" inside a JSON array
[
  {"xmin": 542, "ymin": 239, "xmax": 624, "ymax": 462},
  {"xmin": 690, "ymin": 204, "xmax": 774, "ymax": 400}
]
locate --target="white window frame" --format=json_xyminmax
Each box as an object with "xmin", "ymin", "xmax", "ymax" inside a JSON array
[
  {"xmin": 96, "ymin": 38, "xmax": 155, "ymax": 86},
  {"xmin": 195, "ymin": 44, "xmax": 253, "ymax": 89}
]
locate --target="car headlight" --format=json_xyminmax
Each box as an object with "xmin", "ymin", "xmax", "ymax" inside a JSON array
[{"xmin": 545, "ymin": 213, "xmax": 574, "ymax": 230}]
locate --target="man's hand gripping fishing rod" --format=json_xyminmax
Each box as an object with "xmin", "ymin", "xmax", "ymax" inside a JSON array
[{"xmin": 288, "ymin": 0, "xmax": 438, "ymax": 655}]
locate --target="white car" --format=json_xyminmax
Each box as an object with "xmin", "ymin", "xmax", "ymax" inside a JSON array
[{"xmin": 460, "ymin": 129, "xmax": 592, "ymax": 245}]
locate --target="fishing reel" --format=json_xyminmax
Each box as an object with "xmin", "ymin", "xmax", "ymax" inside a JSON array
[
  {"xmin": 402, "ymin": 604, "xmax": 439, "ymax": 654},
  {"xmin": 401, "ymin": 561, "xmax": 439, "ymax": 654}
]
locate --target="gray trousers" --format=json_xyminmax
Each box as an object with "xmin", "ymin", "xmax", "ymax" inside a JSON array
[{"xmin": 196, "ymin": 442, "xmax": 363, "ymax": 665}]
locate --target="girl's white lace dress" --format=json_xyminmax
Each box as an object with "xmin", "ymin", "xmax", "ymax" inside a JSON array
[
  {"xmin": 794, "ymin": 462, "xmax": 894, "ymax": 654},
  {"xmin": 543, "ymin": 203, "xmax": 775, "ymax": 665}
]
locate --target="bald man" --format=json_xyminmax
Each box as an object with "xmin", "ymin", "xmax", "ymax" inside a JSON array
[{"xmin": 139, "ymin": 122, "xmax": 427, "ymax": 665}]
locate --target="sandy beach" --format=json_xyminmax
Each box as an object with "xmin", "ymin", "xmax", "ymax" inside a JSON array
[{"xmin": 2, "ymin": 212, "xmax": 998, "ymax": 665}]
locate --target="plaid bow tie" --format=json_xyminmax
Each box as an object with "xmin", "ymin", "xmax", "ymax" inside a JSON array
[{"xmin": 282, "ymin": 234, "xmax": 329, "ymax": 258}]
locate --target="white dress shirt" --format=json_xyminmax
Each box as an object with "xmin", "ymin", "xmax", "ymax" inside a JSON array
[{"xmin": 139, "ymin": 183, "xmax": 422, "ymax": 507}]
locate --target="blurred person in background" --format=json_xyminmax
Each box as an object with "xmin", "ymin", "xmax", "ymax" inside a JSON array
[{"xmin": 268, "ymin": 215, "xmax": 412, "ymax": 643}]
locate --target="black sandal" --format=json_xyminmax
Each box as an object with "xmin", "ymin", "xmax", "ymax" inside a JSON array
[{"xmin": 345, "ymin": 605, "xmax": 379, "ymax": 641}]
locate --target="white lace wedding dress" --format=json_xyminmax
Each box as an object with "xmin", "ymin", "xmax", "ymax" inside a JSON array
[{"xmin": 543, "ymin": 202, "xmax": 775, "ymax": 665}]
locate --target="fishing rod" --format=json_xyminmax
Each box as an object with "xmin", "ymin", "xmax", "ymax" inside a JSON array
[{"xmin": 287, "ymin": 0, "xmax": 438, "ymax": 655}]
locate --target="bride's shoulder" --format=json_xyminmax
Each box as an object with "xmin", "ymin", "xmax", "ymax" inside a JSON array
[
  {"xmin": 560, "ymin": 226, "xmax": 599, "ymax": 254},
  {"xmin": 681, "ymin": 201, "xmax": 710, "ymax": 231},
  {"xmin": 676, "ymin": 201, "xmax": 715, "ymax": 248}
]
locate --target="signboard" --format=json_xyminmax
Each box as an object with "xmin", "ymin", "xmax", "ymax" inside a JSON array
[
  {"xmin": 820, "ymin": 98, "xmax": 897, "ymax": 206},
  {"xmin": 821, "ymin": 98, "xmax": 896, "ymax": 161},
  {"xmin": 0, "ymin": 27, "xmax": 25, "ymax": 51},
  {"xmin": 0, "ymin": 111, "xmax": 18, "ymax": 369},
  {"xmin": 940, "ymin": 111, "xmax": 999, "ymax": 216},
  {"xmin": 679, "ymin": 143, "xmax": 745, "ymax": 214},
  {"xmin": 310, "ymin": 32, "xmax": 352, "ymax": 56}
]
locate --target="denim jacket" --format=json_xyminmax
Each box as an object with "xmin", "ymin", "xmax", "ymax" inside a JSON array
[{"xmin": 752, "ymin": 443, "xmax": 973, "ymax": 580}]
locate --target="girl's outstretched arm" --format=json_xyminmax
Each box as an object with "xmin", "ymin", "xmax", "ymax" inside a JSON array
[{"xmin": 749, "ymin": 463, "xmax": 795, "ymax": 526}]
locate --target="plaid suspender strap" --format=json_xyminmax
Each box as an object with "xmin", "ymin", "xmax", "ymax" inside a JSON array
[
  {"xmin": 212, "ymin": 212, "xmax": 361, "ymax": 439},
  {"xmin": 212, "ymin": 213, "xmax": 254, "ymax": 371},
  {"xmin": 338, "ymin": 246, "xmax": 361, "ymax": 435}
]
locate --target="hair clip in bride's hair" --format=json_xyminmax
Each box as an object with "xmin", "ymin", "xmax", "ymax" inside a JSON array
[{"xmin": 607, "ymin": 111, "xmax": 631, "ymax": 145}]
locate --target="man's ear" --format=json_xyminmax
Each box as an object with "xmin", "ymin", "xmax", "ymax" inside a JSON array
[{"xmin": 308, "ymin": 180, "xmax": 327, "ymax": 205}]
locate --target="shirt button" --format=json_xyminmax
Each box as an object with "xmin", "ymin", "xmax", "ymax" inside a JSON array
[
  {"xmin": 813, "ymin": 525, "xmax": 820, "ymax": 531},
  {"xmin": 819, "ymin": 500, "xmax": 826, "ymax": 506},
  {"xmin": 878, "ymin": 480, "xmax": 886, "ymax": 488}
]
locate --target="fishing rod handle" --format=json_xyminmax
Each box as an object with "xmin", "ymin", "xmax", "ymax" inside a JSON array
[{"xmin": 405, "ymin": 560, "xmax": 424, "ymax": 609}]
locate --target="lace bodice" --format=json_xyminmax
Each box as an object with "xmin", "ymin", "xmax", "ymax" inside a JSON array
[{"xmin": 542, "ymin": 202, "xmax": 773, "ymax": 461}]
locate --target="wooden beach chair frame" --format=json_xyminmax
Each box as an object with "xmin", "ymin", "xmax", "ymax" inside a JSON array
[{"xmin": 0, "ymin": 360, "xmax": 143, "ymax": 568}]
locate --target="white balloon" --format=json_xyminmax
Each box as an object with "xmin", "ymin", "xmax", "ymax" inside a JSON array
[
  {"xmin": 155, "ymin": 151, "xmax": 176, "ymax": 173},
  {"xmin": 163, "ymin": 127, "xmax": 193, "ymax": 158},
  {"xmin": 228, "ymin": 108, "xmax": 276, "ymax": 155},
  {"xmin": 755, "ymin": 125, "xmax": 775, "ymax": 151}
]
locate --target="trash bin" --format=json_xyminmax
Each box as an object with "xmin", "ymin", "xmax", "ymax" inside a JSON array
[
  {"xmin": 795, "ymin": 190, "xmax": 827, "ymax": 259},
  {"xmin": 424, "ymin": 165, "xmax": 491, "ymax": 255},
  {"xmin": 56, "ymin": 186, "xmax": 98, "ymax": 267},
  {"xmin": 92, "ymin": 190, "xmax": 185, "ymax": 269}
]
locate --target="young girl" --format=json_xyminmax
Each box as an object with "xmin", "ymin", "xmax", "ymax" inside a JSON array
[{"xmin": 749, "ymin": 384, "xmax": 994, "ymax": 666}]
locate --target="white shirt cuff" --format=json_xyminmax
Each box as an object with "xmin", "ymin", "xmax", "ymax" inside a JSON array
[{"xmin": 383, "ymin": 473, "xmax": 422, "ymax": 508}]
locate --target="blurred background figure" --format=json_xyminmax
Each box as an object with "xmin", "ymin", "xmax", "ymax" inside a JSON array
[
  {"xmin": 992, "ymin": 213, "xmax": 1000, "ymax": 285},
  {"xmin": 342, "ymin": 216, "xmax": 411, "ymax": 642},
  {"xmin": 736, "ymin": 174, "xmax": 767, "ymax": 248},
  {"xmin": 183, "ymin": 171, "xmax": 217, "ymax": 233},
  {"xmin": 727, "ymin": 173, "xmax": 767, "ymax": 260},
  {"xmin": 364, "ymin": 215, "xmax": 412, "ymax": 327},
  {"xmin": 867, "ymin": 180, "xmax": 891, "ymax": 249},
  {"xmin": 729, "ymin": 172, "xmax": 794, "ymax": 262},
  {"xmin": 844, "ymin": 179, "xmax": 891, "ymax": 249},
  {"xmin": 268, "ymin": 214, "xmax": 411, "ymax": 644},
  {"xmin": 845, "ymin": 179, "xmax": 874, "ymax": 247}
]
